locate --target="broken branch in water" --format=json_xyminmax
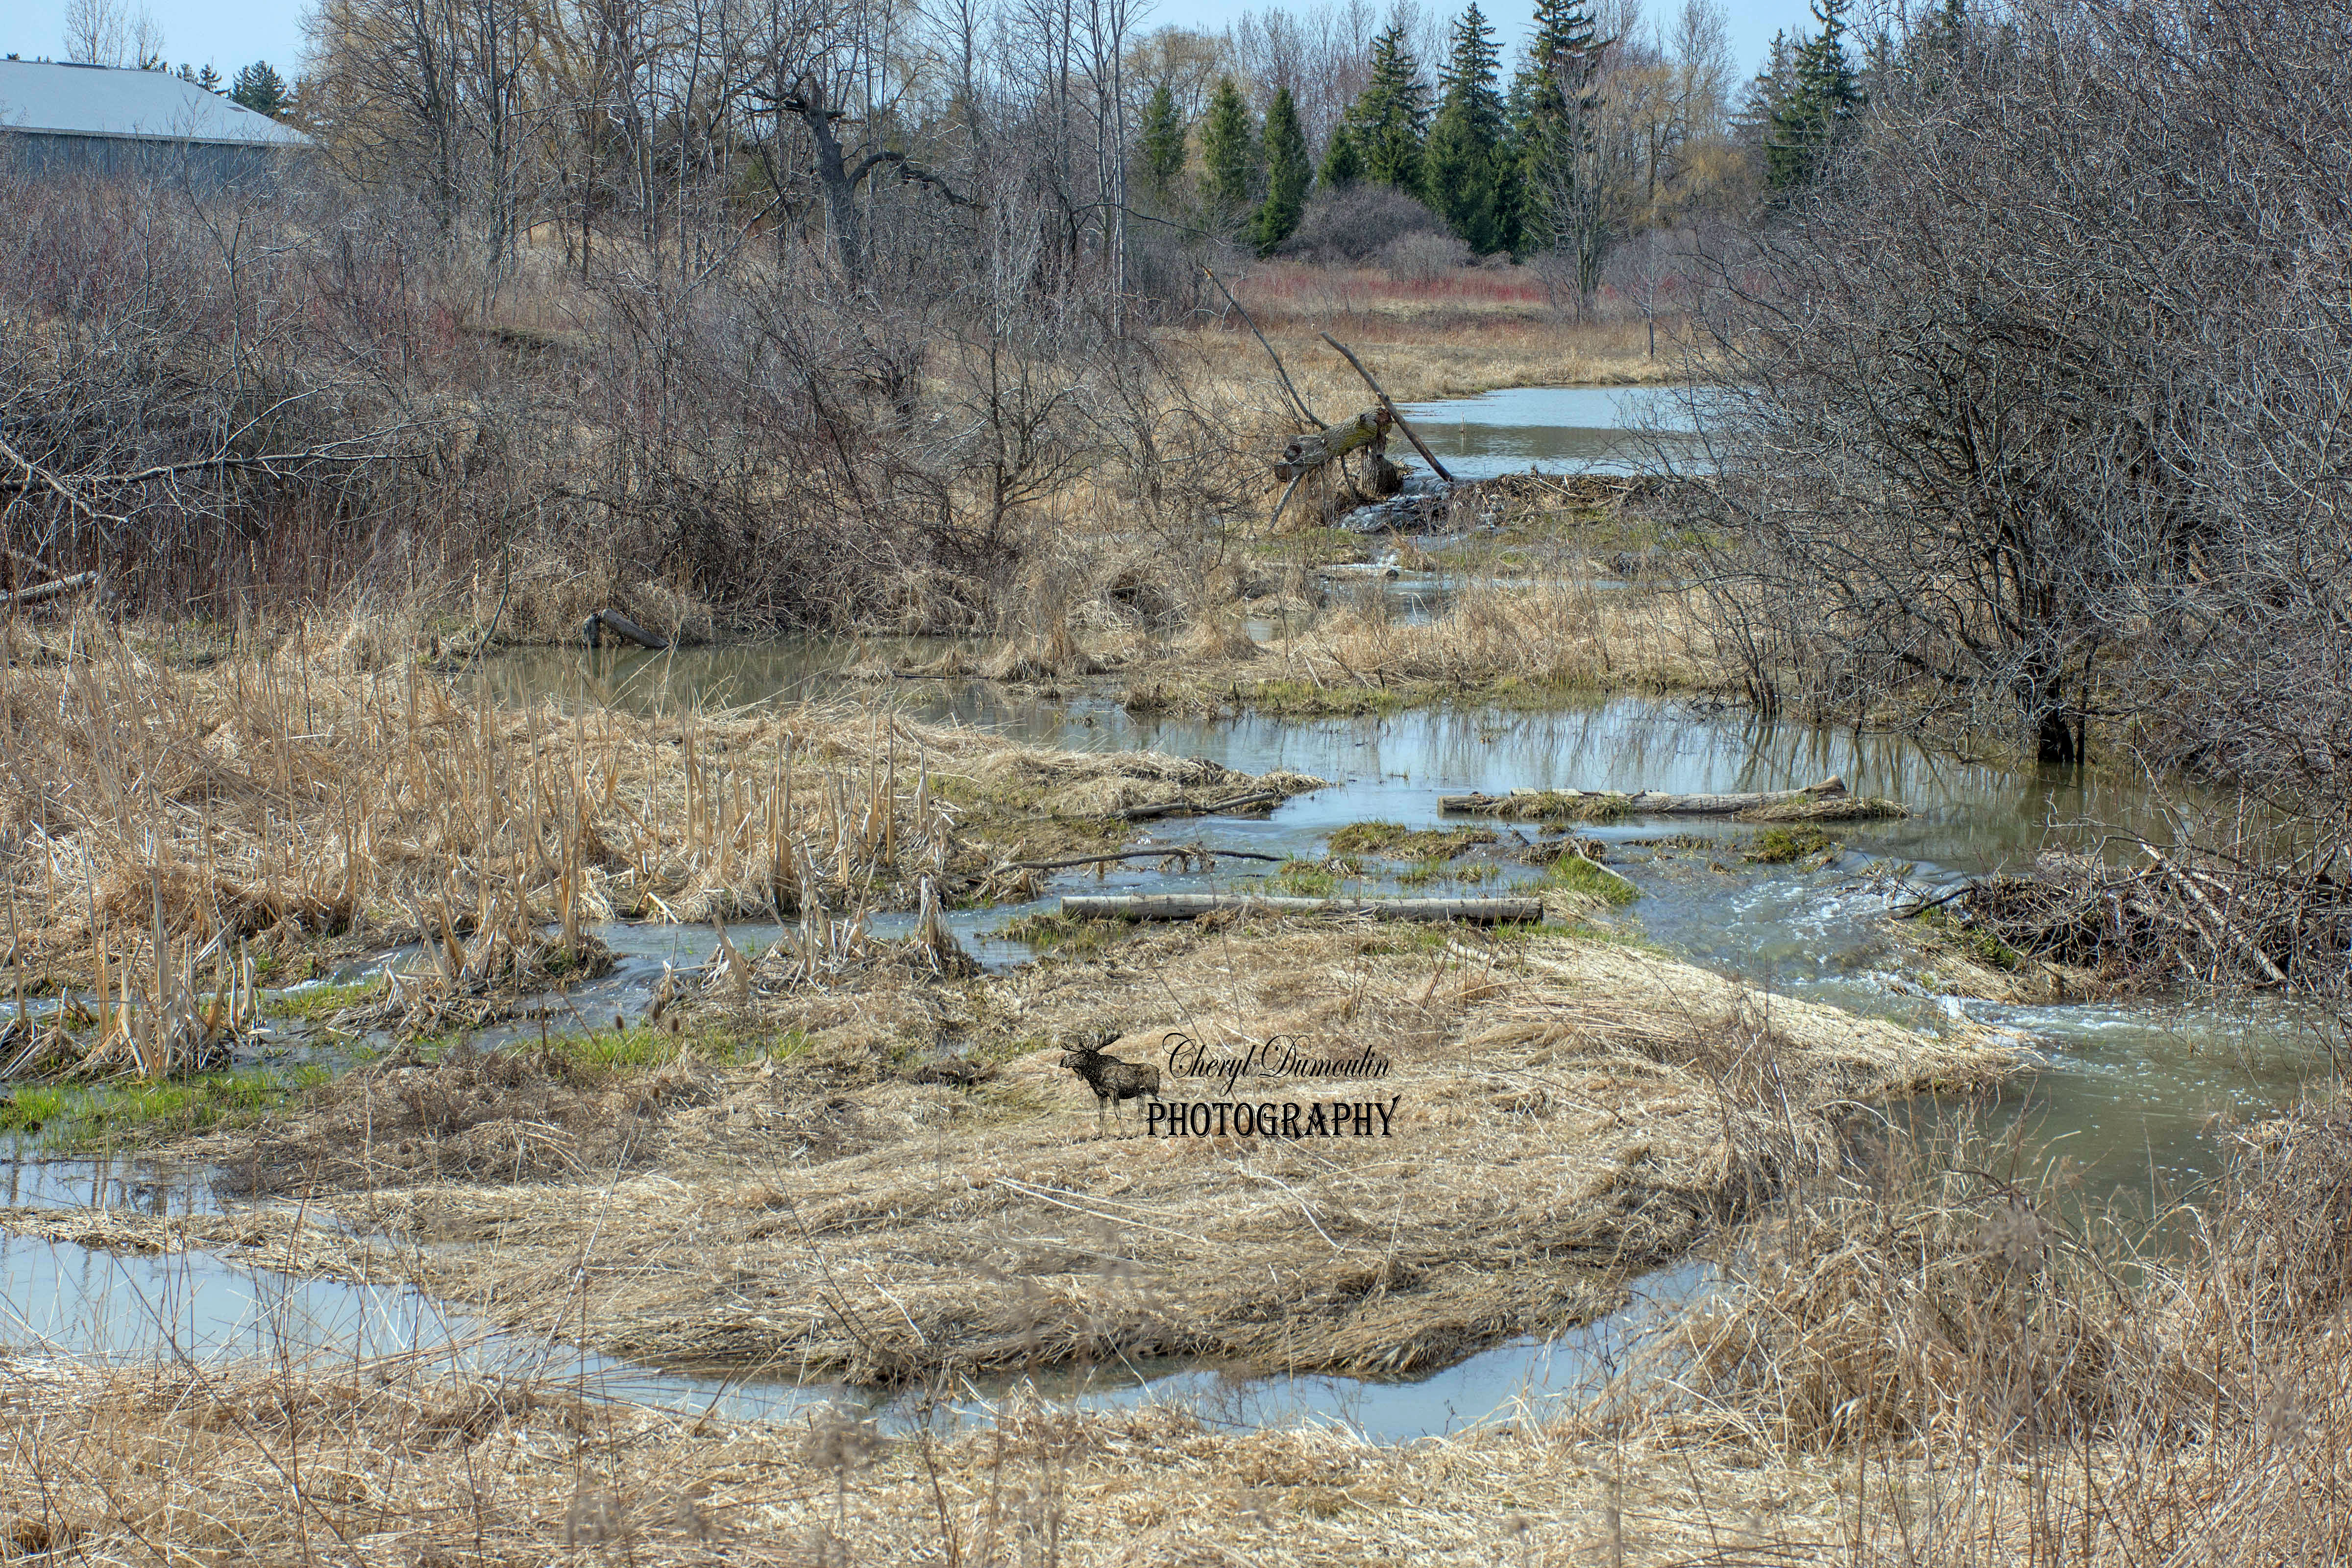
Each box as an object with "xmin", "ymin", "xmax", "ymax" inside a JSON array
[
  {"xmin": 1008, "ymin": 844, "xmax": 1284, "ymax": 871},
  {"xmin": 1441, "ymin": 776, "xmax": 1906, "ymax": 822},
  {"xmin": 1116, "ymin": 791, "xmax": 1281, "ymax": 822},
  {"xmin": 1061, "ymin": 893, "xmax": 1542, "ymax": 923},
  {"xmin": 1319, "ymin": 334, "xmax": 1454, "ymax": 484}
]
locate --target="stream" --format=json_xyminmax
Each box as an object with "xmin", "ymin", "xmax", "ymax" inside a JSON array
[{"xmin": 3, "ymin": 387, "xmax": 2326, "ymax": 1445}]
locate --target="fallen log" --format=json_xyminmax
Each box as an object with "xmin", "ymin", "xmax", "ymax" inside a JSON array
[
  {"xmin": 584, "ymin": 609, "xmax": 669, "ymax": 651},
  {"xmin": 1439, "ymin": 775, "xmax": 1905, "ymax": 822},
  {"xmin": 1008, "ymin": 844, "xmax": 1284, "ymax": 871},
  {"xmin": 0, "ymin": 571, "xmax": 98, "ymax": 610},
  {"xmin": 1275, "ymin": 408, "xmax": 1393, "ymax": 481},
  {"xmin": 1117, "ymin": 791, "xmax": 1280, "ymax": 822},
  {"xmin": 1060, "ymin": 894, "xmax": 1542, "ymax": 923}
]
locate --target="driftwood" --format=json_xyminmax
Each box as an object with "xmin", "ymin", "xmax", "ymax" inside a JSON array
[
  {"xmin": 583, "ymin": 609, "xmax": 669, "ymax": 651},
  {"xmin": 1440, "ymin": 776, "xmax": 1905, "ymax": 822},
  {"xmin": 1321, "ymin": 334, "xmax": 1455, "ymax": 484},
  {"xmin": 1275, "ymin": 408, "xmax": 1393, "ymax": 481},
  {"xmin": 0, "ymin": 571, "xmax": 98, "ymax": 610},
  {"xmin": 1061, "ymin": 894, "xmax": 1542, "ymax": 923},
  {"xmin": 1008, "ymin": 844, "xmax": 1283, "ymax": 871},
  {"xmin": 1117, "ymin": 791, "xmax": 1280, "ymax": 822},
  {"xmin": 1916, "ymin": 844, "xmax": 2346, "ymax": 993}
]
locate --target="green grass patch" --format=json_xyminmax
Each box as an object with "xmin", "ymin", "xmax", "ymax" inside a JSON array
[
  {"xmin": 539, "ymin": 1021, "xmax": 790, "ymax": 1073},
  {"xmin": 1743, "ymin": 827, "xmax": 1841, "ymax": 865},
  {"xmin": 0, "ymin": 1064, "xmax": 332, "ymax": 1152},
  {"xmin": 1326, "ymin": 822, "xmax": 1502, "ymax": 859},
  {"xmin": 996, "ymin": 909, "xmax": 1142, "ymax": 955},
  {"xmin": 1532, "ymin": 852, "xmax": 1641, "ymax": 905},
  {"xmin": 262, "ymin": 978, "xmax": 383, "ymax": 1023}
]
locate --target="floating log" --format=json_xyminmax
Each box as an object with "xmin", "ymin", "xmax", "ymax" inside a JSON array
[
  {"xmin": 1116, "ymin": 790, "xmax": 1280, "ymax": 822},
  {"xmin": 1439, "ymin": 775, "xmax": 1905, "ymax": 822},
  {"xmin": 1274, "ymin": 408, "xmax": 1392, "ymax": 481},
  {"xmin": 0, "ymin": 571, "xmax": 97, "ymax": 610},
  {"xmin": 584, "ymin": 608, "xmax": 669, "ymax": 651},
  {"xmin": 1061, "ymin": 894, "xmax": 1542, "ymax": 923}
]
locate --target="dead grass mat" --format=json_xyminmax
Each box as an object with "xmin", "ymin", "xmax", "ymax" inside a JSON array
[
  {"xmin": 0, "ymin": 1354, "xmax": 1854, "ymax": 1567},
  {"xmin": 162, "ymin": 924, "xmax": 2018, "ymax": 1388}
]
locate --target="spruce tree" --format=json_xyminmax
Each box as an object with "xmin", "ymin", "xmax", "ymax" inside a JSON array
[
  {"xmin": 196, "ymin": 63, "xmax": 222, "ymax": 94},
  {"xmin": 1512, "ymin": 0, "xmax": 1602, "ymax": 252},
  {"xmin": 1423, "ymin": 3, "xmax": 1516, "ymax": 254},
  {"xmin": 230, "ymin": 61, "xmax": 289, "ymax": 119},
  {"xmin": 1351, "ymin": 23, "xmax": 1430, "ymax": 195},
  {"xmin": 1318, "ymin": 122, "xmax": 1365, "ymax": 189},
  {"xmin": 1199, "ymin": 76, "xmax": 1263, "ymax": 231},
  {"xmin": 1138, "ymin": 82, "xmax": 1189, "ymax": 212},
  {"xmin": 1252, "ymin": 87, "xmax": 1312, "ymax": 254},
  {"xmin": 1766, "ymin": 0, "xmax": 1862, "ymax": 191}
]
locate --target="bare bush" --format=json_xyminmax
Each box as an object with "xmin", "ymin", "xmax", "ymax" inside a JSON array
[
  {"xmin": 1277, "ymin": 183, "xmax": 1449, "ymax": 265},
  {"xmin": 1380, "ymin": 230, "xmax": 1472, "ymax": 281},
  {"xmin": 1665, "ymin": 0, "xmax": 2352, "ymax": 808}
]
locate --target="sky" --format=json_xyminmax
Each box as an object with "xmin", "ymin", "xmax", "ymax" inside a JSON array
[{"xmin": 4, "ymin": 0, "xmax": 1823, "ymax": 91}]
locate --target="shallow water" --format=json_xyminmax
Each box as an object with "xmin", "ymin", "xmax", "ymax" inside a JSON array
[
  {"xmin": 1, "ymin": 387, "xmax": 2325, "ymax": 1439},
  {"xmin": 1392, "ymin": 385, "xmax": 1699, "ymax": 478}
]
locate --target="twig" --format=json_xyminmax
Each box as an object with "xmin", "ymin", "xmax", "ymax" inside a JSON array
[{"xmin": 1202, "ymin": 265, "xmax": 1323, "ymax": 427}]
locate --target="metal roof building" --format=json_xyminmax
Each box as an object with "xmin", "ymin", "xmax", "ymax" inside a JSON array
[{"xmin": 0, "ymin": 59, "xmax": 312, "ymax": 184}]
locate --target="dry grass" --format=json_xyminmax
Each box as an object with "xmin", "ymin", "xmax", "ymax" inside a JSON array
[
  {"xmin": 122, "ymin": 921, "xmax": 2019, "ymax": 1388},
  {"xmin": 0, "ymin": 614, "xmax": 1321, "ymax": 1001},
  {"xmin": 1629, "ymin": 1092, "xmax": 2352, "ymax": 1565},
  {"xmin": 1117, "ymin": 581, "xmax": 1729, "ymax": 715},
  {"xmin": 0, "ymin": 1350, "xmax": 1856, "ymax": 1567}
]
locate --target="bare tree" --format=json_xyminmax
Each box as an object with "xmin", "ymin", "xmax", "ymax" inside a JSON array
[{"xmin": 62, "ymin": 0, "xmax": 129, "ymax": 65}]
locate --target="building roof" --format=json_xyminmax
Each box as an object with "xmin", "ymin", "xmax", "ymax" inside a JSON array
[{"xmin": 0, "ymin": 59, "xmax": 311, "ymax": 147}]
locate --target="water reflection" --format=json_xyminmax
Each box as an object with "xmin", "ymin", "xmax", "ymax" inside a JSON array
[{"xmin": 1392, "ymin": 385, "xmax": 1700, "ymax": 477}]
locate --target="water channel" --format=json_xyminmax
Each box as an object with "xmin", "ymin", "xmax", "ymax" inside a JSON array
[{"xmin": 2, "ymin": 388, "xmax": 2325, "ymax": 1444}]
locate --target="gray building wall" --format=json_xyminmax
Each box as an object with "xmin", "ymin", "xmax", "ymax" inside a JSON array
[{"xmin": 0, "ymin": 129, "xmax": 302, "ymax": 189}]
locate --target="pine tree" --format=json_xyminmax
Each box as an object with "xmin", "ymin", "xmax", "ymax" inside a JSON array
[
  {"xmin": 1318, "ymin": 122, "xmax": 1365, "ymax": 189},
  {"xmin": 1351, "ymin": 23, "xmax": 1431, "ymax": 195},
  {"xmin": 1423, "ymin": 3, "xmax": 1517, "ymax": 254},
  {"xmin": 1199, "ymin": 76, "xmax": 1263, "ymax": 230},
  {"xmin": 230, "ymin": 61, "xmax": 289, "ymax": 119},
  {"xmin": 1138, "ymin": 83, "xmax": 1189, "ymax": 211},
  {"xmin": 1766, "ymin": 0, "xmax": 1862, "ymax": 191},
  {"xmin": 196, "ymin": 63, "xmax": 222, "ymax": 94},
  {"xmin": 1512, "ymin": 0, "xmax": 1602, "ymax": 252},
  {"xmin": 1252, "ymin": 87, "xmax": 1312, "ymax": 254},
  {"xmin": 174, "ymin": 62, "xmax": 195, "ymax": 81}
]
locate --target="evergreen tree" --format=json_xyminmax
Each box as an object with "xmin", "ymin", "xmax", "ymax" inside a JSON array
[
  {"xmin": 1138, "ymin": 82, "xmax": 1189, "ymax": 211},
  {"xmin": 1351, "ymin": 23, "xmax": 1431, "ymax": 195},
  {"xmin": 196, "ymin": 63, "xmax": 222, "ymax": 94},
  {"xmin": 1512, "ymin": 0, "xmax": 1602, "ymax": 252},
  {"xmin": 174, "ymin": 62, "xmax": 195, "ymax": 81},
  {"xmin": 1318, "ymin": 122, "xmax": 1365, "ymax": 189},
  {"xmin": 1198, "ymin": 75, "xmax": 1263, "ymax": 230},
  {"xmin": 1766, "ymin": 0, "xmax": 1862, "ymax": 191},
  {"xmin": 230, "ymin": 61, "xmax": 289, "ymax": 119},
  {"xmin": 1252, "ymin": 87, "xmax": 1312, "ymax": 254},
  {"xmin": 1423, "ymin": 3, "xmax": 1517, "ymax": 253}
]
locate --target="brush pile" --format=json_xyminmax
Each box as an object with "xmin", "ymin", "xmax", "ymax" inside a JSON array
[{"xmin": 1922, "ymin": 845, "xmax": 2352, "ymax": 994}]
